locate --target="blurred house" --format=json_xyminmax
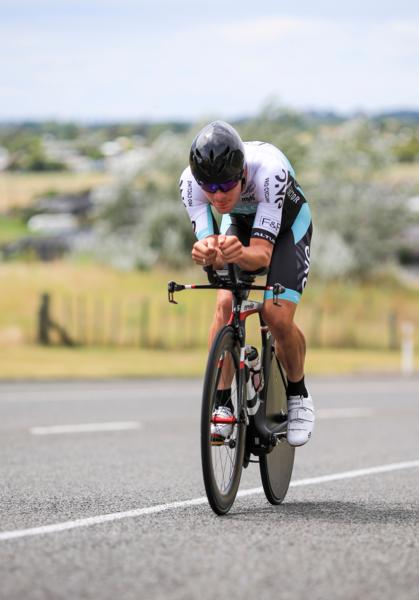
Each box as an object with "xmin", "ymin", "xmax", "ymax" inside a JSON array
[
  {"xmin": 42, "ymin": 136, "xmax": 105, "ymax": 172},
  {"xmin": 1, "ymin": 192, "xmax": 96, "ymax": 261},
  {"xmin": 31, "ymin": 192, "xmax": 94, "ymax": 217}
]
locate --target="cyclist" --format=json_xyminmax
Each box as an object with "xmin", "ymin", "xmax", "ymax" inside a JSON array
[{"xmin": 179, "ymin": 120, "xmax": 314, "ymax": 447}]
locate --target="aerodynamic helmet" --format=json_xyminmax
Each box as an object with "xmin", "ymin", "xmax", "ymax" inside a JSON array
[{"xmin": 189, "ymin": 120, "xmax": 245, "ymax": 185}]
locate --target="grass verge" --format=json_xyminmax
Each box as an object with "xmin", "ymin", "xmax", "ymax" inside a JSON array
[{"xmin": 0, "ymin": 345, "xmax": 415, "ymax": 380}]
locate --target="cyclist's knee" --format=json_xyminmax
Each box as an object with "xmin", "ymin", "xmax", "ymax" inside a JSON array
[{"xmin": 262, "ymin": 300, "xmax": 295, "ymax": 338}]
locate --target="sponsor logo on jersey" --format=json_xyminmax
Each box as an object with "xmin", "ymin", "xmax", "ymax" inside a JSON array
[
  {"xmin": 240, "ymin": 194, "xmax": 256, "ymax": 204},
  {"xmin": 264, "ymin": 178, "xmax": 270, "ymax": 202},
  {"xmin": 260, "ymin": 216, "xmax": 280, "ymax": 233},
  {"xmin": 274, "ymin": 169, "xmax": 287, "ymax": 205},
  {"xmin": 252, "ymin": 228, "xmax": 276, "ymax": 245},
  {"xmin": 179, "ymin": 179, "xmax": 187, "ymax": 207},
  {"xmin": 302, "ymin": 245, "xmax": 310, "ymax": 289},
  {"xmin": 240, "ymin": 181, "xmax": 256, "ymax": 204},
  {"xmin": 187, "ymin": 180, "xmax": 193, "ymax": 206},
  {"xmin": 286, "ymin": 176, "xmax": 304, "ymax": 205}
]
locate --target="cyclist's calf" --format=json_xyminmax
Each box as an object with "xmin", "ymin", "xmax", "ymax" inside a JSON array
[{"xmin": 262, "ymin": 299, "xmax": 306, "ymax": 381}]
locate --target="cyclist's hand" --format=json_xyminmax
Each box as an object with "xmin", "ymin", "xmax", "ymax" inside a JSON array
[
  {"xmin": 218, "ymin": 235, "xmax": 243, "ymax": 263},
  {"xmin": 191, "ymin": 236, "xmax": 219, "ymax": 266}
]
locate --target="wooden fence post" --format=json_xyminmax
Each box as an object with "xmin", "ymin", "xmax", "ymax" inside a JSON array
[{"xmin": 38, "ymin": 293, "xmax": 51, "ymax": 345}]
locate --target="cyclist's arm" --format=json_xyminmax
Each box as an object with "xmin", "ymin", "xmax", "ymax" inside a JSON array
[
  {"xmin": 218, "ymin": 235, "xmax": 272, "ymax": 271},
  {"xmin": 238, "ymin": 238, "xmax": 272, "ymax": 270},
  {"xmin": 180, "ymin": 168, "xmax": 216, "ymax": 240}
]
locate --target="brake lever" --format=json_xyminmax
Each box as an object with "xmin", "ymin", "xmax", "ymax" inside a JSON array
[
  {"xmin": 273, "ymin": 283, "xmax": 285, "ymax": 306},
  {"xmin": 168, "ymin": 281, "xmax": 185, "ymax": 304}
]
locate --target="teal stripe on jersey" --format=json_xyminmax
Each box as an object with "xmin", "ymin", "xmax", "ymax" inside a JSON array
[
  {"xmin": 291, "ymin": 203, "xmax": 311, "ymax": 244},
  {"xmin": 264, "ymin": 287, "xmax": 302, "ymax": 304},
  {"xmin": 196, "ymin": 205, "xmax": 215, "ymax": 240},
  {"xmin": 220, "ymin": 214, "xmax": 232, "ymax": 235}
]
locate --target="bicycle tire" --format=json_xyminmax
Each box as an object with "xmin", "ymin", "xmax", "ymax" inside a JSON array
[
  {"xmin": 259, "ymin": 337, "xmax": 295, "ymax": 505},
  {"xmin": 201, "ymin": 326, "xmax": 246, "ymax": 515}
]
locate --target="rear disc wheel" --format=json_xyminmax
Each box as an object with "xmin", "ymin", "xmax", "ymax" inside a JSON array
[{"xmin": 259, "ymin": 337, "xmax": 295, "ymax": 505}]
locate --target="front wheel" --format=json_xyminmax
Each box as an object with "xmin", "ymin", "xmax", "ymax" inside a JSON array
[
  {"xmin": 201, "ymin": 326, "xmax": 246, "ymax": 515},
  {"xmin": 259, "ymin": 337, "xmax": 295, "ymax": 504}
]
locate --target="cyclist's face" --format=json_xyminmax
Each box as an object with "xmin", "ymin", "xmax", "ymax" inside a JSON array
[{"xmin": 202, "ymin": 180, "xmax": 242, "ymax": 214}]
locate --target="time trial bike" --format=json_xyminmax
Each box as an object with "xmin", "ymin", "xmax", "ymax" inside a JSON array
[{"xmin": 168, "ymin": 264, "xmax": 295, "ymax": 515}]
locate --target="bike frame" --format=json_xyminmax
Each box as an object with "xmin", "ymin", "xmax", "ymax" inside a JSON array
[{"xmin": 168, "ymin": 264, "xmax": 287, "ymax": 454}]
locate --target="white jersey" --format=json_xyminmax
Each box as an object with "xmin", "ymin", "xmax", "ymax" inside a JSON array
[{"xmin": 179, "ymin": 141, "xmax": 308, "ymax": 245}]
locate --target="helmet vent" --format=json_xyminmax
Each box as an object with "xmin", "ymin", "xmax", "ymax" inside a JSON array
[{"xmin": 209, "ymin": 150, "xmax": 214, "ymax": 163}]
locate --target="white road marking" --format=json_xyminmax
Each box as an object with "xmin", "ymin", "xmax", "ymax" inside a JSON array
[
  {"xmin": 0, "ymin": 388, "xmax": 162, "ymax": 404},
  {"xmin": 317, "ymin": 408, "xmax": 375, "ymax": 419},
  {"xmin": 1, "ymin": 459, "xmax": 418, "ymax": 542},
  {"xmin": 30, "ymin": 422, "xmax": 141, "ymax": 435}
]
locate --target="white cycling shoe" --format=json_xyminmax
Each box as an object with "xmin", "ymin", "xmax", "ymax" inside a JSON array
[
  {"xmin": 287, "ymin": 393, "xmax": 315, "ymax": 447},
  {"xmin": 211, "ymin": 406, "xmax": 234, "ymax": 445}
]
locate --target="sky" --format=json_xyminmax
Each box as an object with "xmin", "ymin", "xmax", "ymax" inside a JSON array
[{"xmin": 1, "ymin": 0, "xmax": 419, "ymax": 122}]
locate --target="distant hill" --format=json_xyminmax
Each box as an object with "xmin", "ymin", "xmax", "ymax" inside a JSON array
[
  {"xmin": 1, "ymin": 110, "xmax": 419, "ymax": 130},
  {"xmin": 374, "ymin": 110, "xmax": 419, "ymax": 122}
]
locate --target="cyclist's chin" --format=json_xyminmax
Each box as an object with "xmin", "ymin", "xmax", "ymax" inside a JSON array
[{"xmin": 213, "ymin": 203, "xmax": 232, "ymax": 214}]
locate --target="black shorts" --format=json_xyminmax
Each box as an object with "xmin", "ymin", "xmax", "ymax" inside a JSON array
[{"xmin": 221, "ymin": 208, "xmax": 312, "ymax": 304}]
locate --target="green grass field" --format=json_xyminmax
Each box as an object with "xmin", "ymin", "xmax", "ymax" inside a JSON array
[{"xmin": 0, "ymin": 215, "xmax": 28, "ymax": 243}]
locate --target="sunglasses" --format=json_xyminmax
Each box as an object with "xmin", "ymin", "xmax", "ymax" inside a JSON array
[{"xmin": 199, "ymin": 178, "xmax": 241, "ymax": 194}]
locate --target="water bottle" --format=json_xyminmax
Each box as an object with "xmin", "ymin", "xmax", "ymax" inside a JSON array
[{"xmin": 245, "ymin": 345, "xmax": 264, "ymax": 399}]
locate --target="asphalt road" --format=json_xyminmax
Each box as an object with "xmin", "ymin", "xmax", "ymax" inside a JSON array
[{"xmin": 0, "ymin": 376, "xmax": 418, "ymax": 600}]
